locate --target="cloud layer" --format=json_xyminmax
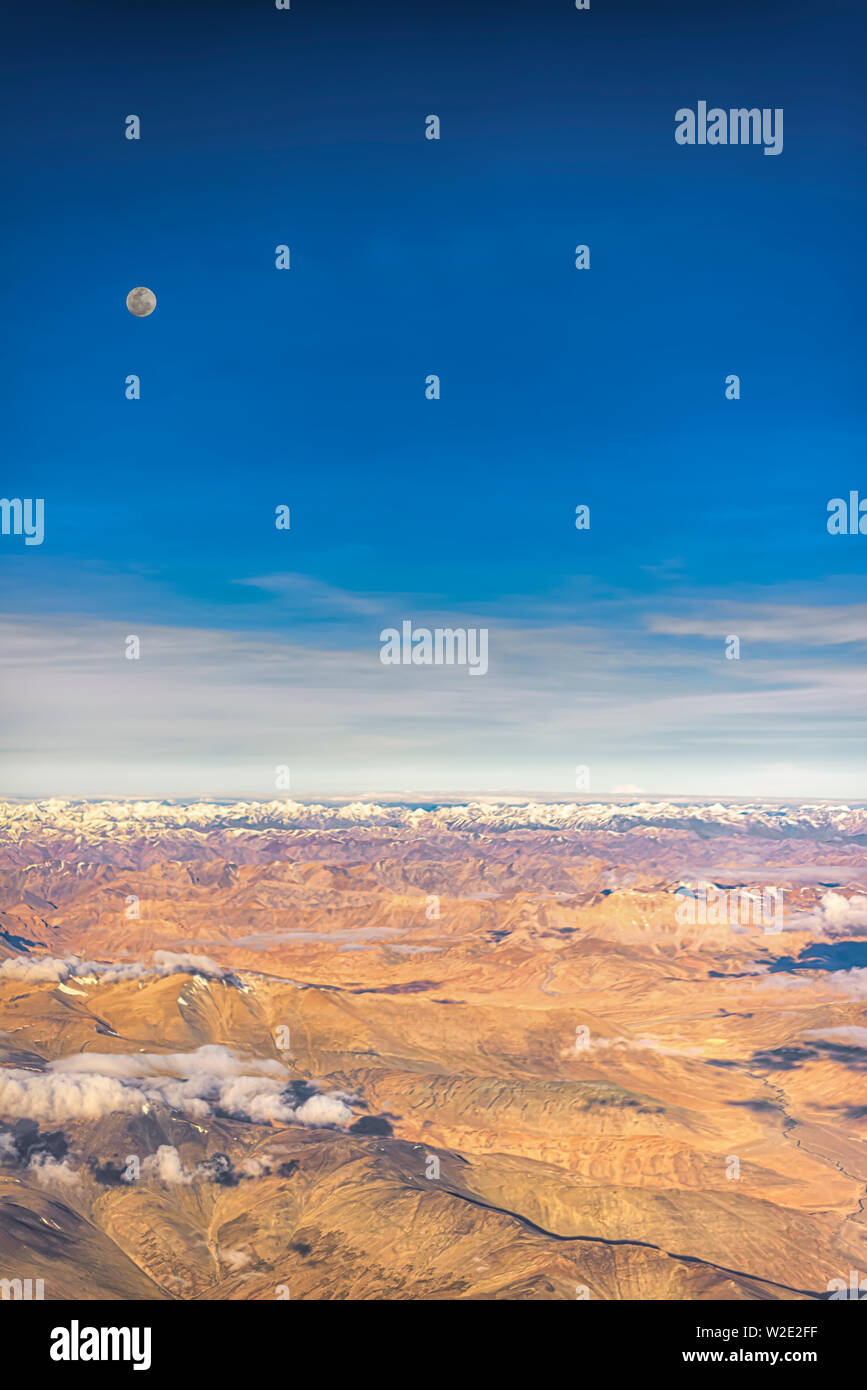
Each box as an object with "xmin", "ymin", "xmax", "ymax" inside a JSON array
[
  {"xmin": 2, "ymin": 596, "xmax": 867, "ymax": 798},
  {"xmin": 0, "ymin": 1045, "xmax": 355, "ymax": 1129},
  {"xmin": 0, "ymin": 951, "xmax": 234, "ymax": 986}
]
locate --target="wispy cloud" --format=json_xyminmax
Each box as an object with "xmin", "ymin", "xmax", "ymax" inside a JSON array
[
  {"xmin": 2, "ymin": 591, "xmax": 867, "ymax": 797},
  {"xmin": 232, "ymin": 573, "xmax": 383, "ymax": 617},
  {"xmin": 648, "ymin": 603, "xmax": 867, "ymax": 647}
]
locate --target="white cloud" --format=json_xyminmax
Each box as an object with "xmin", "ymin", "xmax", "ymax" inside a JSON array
[
  {"xmin": 0, "ymin": 1046, "xmax": 356, "ymax": 1131},
  {"xmin": 1, "ymin": 598, "xmax": 866, "ymax": 798},
  {"xmin": 647, "ymin": 603, "xmax": 867, "ymax": 647},
  {"xmin": 238, "ymin": 1154, "xmax": 274, "ymax": 1178},
  {"xmin": 756, "ymin": 967, "xmax": 867, "ymax": 1000},
  {"xmin": 0, "ymin": 1070, "xmax": 144, "ymax": 1124},
  {"xmin": 28, "ymin": 1154, "xmax": 81, "ymax": 1188},
  {"xmin": 232, "ymin": 573, "xmax": 382, "ymax": 616},
  {"xmin": 803, "ymin": 1026, "xmax": 867, "ymax": 1047},
  {"xmin": 142, "ymin": 1145, "xmax": 191, "ymax": 1185},
  {"xmin": 220, "ymin": 1249, "xmax": 251, "ymax": 1271},
  {"xmin": 561, "ymin": 1034, "xmax": 704, "ymax": 1059},
  {"xmin": 294, "ymin": 1092, "xmax": 353, "ymax": 1126},
  {"xmin": 815, "ymin": 891, "xmax": 867, "ymax": 932},
  {"xmin": 827, "ymin": 969, "xmax": 867, "ymax": 999},
  {"xmin": 0, "ymin": 952, "xmax": 230, "ymax": 987},
  {"xmin": 0, "ymin": 957, "xmax": 76, "ymax": 984}
]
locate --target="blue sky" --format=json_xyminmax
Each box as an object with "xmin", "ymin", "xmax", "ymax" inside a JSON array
[{"xmin": 1, "ymin": 0, "xmax": 866, "ymax": 799}]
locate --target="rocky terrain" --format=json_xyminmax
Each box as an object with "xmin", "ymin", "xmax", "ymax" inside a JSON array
[{"xmin": 1, "ymin": 799, "xmax": 866, "ymax": 1300}]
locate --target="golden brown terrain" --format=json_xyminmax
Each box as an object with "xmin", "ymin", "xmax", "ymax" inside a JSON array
[{"xmin": 1, "ymin": 798, "xmax": 866, "ymax": 1299}]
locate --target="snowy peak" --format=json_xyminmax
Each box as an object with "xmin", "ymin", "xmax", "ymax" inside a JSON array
[{"xmin": 1, "ymin": 797, "xmax": 866, "ymax": 841}]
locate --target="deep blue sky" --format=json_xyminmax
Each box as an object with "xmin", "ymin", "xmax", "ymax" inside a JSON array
[{"xmin": 1, "ymin": 0, "xmax": 865, "ymax": 799}]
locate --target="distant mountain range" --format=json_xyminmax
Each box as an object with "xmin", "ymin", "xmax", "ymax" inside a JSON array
[{"xmin": 2, "ymin": 798, "xmax": 867, "ymax": 840}]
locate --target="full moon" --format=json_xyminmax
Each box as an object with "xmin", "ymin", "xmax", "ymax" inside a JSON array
[{"xmin": 126, "ymin": 287, "xmax": 157, "ymax": 317}]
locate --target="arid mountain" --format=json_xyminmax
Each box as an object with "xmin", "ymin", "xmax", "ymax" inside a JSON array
[{"xmin": 1, "ymin": 800, "xmax": 866, "ymax": 1299}]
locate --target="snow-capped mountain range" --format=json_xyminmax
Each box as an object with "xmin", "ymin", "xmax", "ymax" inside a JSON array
[{"xmin": 2, "ymin": 798, "xmax": 867, "ymax": 841}]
